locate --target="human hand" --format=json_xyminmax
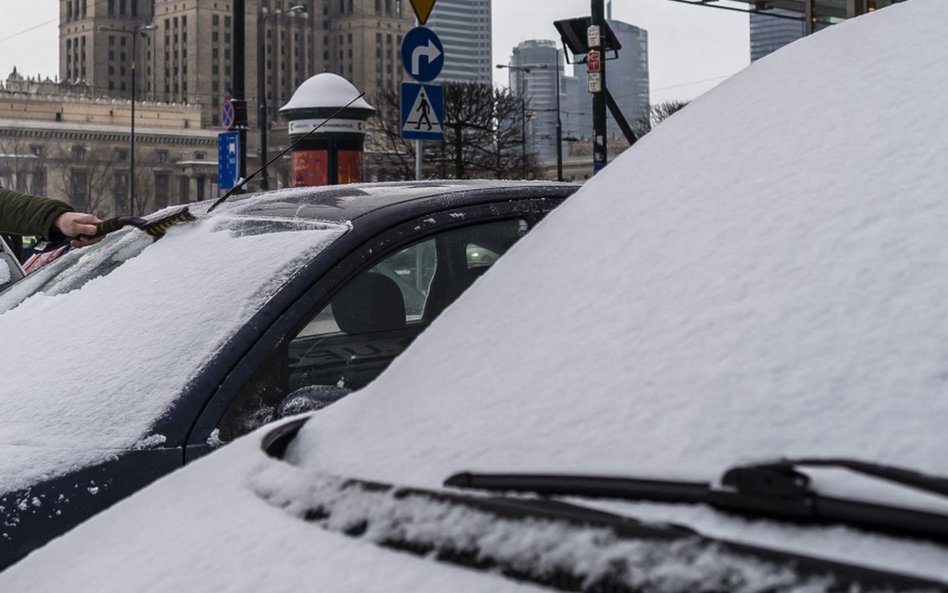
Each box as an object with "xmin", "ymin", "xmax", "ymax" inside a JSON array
[{"xmin": 54, "ymin": 212, "xmax": 103, "ymax": 248}]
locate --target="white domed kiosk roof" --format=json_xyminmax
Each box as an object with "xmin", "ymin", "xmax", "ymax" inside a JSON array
[{"xmin": 279, "ymin": 73, "xmax": 375, "ymax": 113}]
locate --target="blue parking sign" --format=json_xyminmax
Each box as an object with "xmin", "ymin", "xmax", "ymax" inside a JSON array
[
  {"xmin": 218, "ymin": 131, "xmax": 241, "ymax": 190},
  {"xmin": 401, "ymin": 82, "xmax": 444, "ymax": 142}
]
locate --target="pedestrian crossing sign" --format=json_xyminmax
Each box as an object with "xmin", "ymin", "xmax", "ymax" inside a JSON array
[{"xmin": 401, "ymin": 82, "xmax": 444, "ymax": 142}]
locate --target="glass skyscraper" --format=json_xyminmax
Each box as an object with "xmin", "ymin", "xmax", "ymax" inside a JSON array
[
  {"xmin": 426, "ymin": 0, "xmax": 492, "ymax": 83},
  {"xmin": 508, "ymin": 40, "xmax": 562, "ymax": 161},
  {"xmin": 749, "ymin": 9, "xmax": 805, "ymax": 62}
]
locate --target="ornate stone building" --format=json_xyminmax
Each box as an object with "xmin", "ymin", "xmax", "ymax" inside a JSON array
[
  {"xmin": 0, "ymin": 71, "xmax": 217, "ymax": 218},
  {"xmin": 59, "ymin": 0, "xmax": 413, "ymax": 127}
]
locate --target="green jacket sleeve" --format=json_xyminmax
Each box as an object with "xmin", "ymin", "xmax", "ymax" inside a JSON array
[{"xmin": 0, "ymin": 188, "xmax": 74, "ymax": 240}]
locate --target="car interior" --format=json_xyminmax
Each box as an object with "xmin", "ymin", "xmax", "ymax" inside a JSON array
[{"xmin": 216, "ymin": 218, "xmax": 528, "ymax": 440}]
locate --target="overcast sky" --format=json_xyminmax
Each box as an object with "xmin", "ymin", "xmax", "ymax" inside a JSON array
[{"xmin": 0, "ymin": 0, "xmax": 749, "ymax": 103}]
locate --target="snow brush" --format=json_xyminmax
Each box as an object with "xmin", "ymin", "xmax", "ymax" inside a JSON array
[
  {"xmin": 91, "ymin": 206, "xmax": 196, "ymax": 239},
  {"xmin": 34, "ymin": 206, "xmax": 195, "ymax": 253}
]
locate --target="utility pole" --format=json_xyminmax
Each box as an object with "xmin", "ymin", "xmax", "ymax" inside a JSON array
[
  {"xmin": 257, "ymin": 8, "xmax": 268, "ymax": 191},
  {"xmin": 130, "ymin": 32, "xmax": 138, "ymax": 215},
  {"xmin": 591, "ymin": 0, "xmax": 607, "ymax": 174},
  {"xmin": 232, "ymin": 0, "xmax": 248, "ymax": 183},
  {"xmin": 99, "ymin": 23, "xmax": 155, "ymax": 215},
  {"xmin": 554, "ymin": 54, "xmax": 563, "ymax": 182},
  {"xmin": 258, "ymin": 5, "xmax": 307, "ymax": 191}
]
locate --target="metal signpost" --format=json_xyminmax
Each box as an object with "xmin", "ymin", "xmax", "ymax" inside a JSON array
[
  {"xmin": 402, "ymin": 0, "xmax": 444, "ymax": 176},
  {"xmin": 590, "ymin": 0, "xmax": 608, "ymax": 174}
]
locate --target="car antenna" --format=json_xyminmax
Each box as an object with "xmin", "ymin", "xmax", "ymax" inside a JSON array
[{"xmin": 208, "ymin": 92, "xmax": 367, "ymax": 213}]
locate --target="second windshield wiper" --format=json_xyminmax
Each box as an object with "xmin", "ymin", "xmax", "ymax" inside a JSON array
[{"xmin": 444, "ymin": 458, "xmax": 948, "ymax": 544}]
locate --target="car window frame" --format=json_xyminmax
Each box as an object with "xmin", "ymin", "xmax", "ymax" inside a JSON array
[{"xmin": 183, "ymin": 197, "xmax": 562, "ymax": 460}]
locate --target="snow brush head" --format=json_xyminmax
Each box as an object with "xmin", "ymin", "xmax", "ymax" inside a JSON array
[
  {"xmin": 93, "ymin": 206, "xmax": 196, "ymax": 240},
  {"xmin": 139, "ymin": 206, "xmax": 196, "ymax": 239}
]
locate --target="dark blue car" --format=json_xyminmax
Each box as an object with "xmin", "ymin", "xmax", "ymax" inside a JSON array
[{"xmin": 0, "ymin": 180, "xmax": 577, "ymax": 568}]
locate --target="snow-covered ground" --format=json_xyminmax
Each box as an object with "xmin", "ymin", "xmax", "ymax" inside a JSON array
[{"xmin": 2, "ymin": 0, "xmax": 947, "ymax": 588}]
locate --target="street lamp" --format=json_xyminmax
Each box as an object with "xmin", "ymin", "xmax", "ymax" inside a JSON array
[
  {"xmin": 497, "ymin": 60, "xmax": 563, "ymax": 182},
  {"xmin": 98, "ymin": 23, "xmax": 156, "ymax": 216},
  {"xmin": 258, "ymin": 4, "xmax": 307, "ymax": 191}
]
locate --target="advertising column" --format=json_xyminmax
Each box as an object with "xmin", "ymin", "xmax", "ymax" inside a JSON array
[{"xmin": 279, "ymin": 73, "xmax": 376, "ymax": 187}]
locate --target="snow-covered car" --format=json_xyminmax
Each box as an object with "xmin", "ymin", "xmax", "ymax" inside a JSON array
[
  {"xmin": 4, "ymin": 1, "xmax": 948, "ymax": 589},
  {"xmin": 0, "ymin": 180, "xmax": 576, "ymax": 569}
]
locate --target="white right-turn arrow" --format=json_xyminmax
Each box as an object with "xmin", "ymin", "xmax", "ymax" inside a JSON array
[{"xmin": 411, "ymin": 40, "xmax": 442, "ymax": 77}]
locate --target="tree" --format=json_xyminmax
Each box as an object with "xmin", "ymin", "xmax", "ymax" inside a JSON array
[
  {"xmin": 365, "ymin": 82, "xmax": 542, "ymax": 181},
  {"xmin": 0, "ymin": 137, "xmax": 48, "ymax": 195},
  {"xmin": 634, "ymin": 100, "xmax": 691, "ymax": 137},
  {"xmin": 52, "ymin": 145, "xmax": 117, "ymax": 216}
]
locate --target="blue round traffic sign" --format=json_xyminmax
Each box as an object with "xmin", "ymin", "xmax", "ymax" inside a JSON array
[
  {"xmin": 401, "ymin": 26, "xmax": 444, "ymax": 83},
  {"xmin": 221, "ymin": 100, "xmax": 236, "ymax": 130}
]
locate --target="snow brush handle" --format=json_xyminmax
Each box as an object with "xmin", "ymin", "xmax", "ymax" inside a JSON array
[{"xmin": 94, "ymin": 216, "xmax": 143, "ymax": 237}]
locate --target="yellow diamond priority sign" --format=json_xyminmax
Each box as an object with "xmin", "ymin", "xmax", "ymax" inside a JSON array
[{"xmin": 409, "ymin": 0, "xmax": 438, "ymax": 25}]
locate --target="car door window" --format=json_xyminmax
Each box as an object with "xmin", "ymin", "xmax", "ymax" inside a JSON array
[
  {"xmin": 295, "ymin": 238, "xmax": 437, "ymax": 337},
  {"xmin": 217, "ymin": 218, "xmax": 529, "ymax": 440}
]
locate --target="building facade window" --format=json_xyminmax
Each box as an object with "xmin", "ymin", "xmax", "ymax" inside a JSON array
[{"xmin": 154, "ymin": 173, "xmax": 170, "ymax": 209}]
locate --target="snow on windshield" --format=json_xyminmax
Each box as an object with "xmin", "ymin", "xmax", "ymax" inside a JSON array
[
  {"xmin": 0, "ymin": 214, "xmax": 346, "ymax": 492},
  {"xmin": 291, "ymin": 0, "xmax": 948, "ymax": 503}
]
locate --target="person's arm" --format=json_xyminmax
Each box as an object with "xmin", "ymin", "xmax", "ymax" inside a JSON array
[{"xmin": 0, "ymin": 188, "xmax": 100, "ymax": 246}]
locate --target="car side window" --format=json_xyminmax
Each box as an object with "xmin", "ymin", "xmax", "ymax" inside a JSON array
[
  {"xmin": 295, "ymin": 237, "xmax": 437, "ymax": 338},
  {"xmin": 217, "ymin": 218, "xmax": 529, "ymax": 440}
]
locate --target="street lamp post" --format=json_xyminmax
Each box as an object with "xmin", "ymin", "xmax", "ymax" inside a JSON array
[
  {"xmin": 497, "ymin": 61, "xmax": 563, "ymax": 182},
  {"xmin": 258, "ymin": 5, "xmax": 306, "ymax": 191},
  {"xmin": 98, "ymin": 23, "xmax": 156, "ymax": 216}
]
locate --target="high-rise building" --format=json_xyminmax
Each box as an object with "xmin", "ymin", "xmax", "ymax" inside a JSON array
[
  {"xmin": 749, "ymin": 10, "xmax": 804, "ymax": 62},
  {"xmin": 507, "ymin": 40, "xmax": 562, "ymax": 162},
  {"xmin": 426, "ymin": 0, "xmax": 491, "ymax": 83},
  {"xmin": 60, "ymin": 0, "xmax": 155, "ymax": 96},
  {"xmin": 58, "ymin": 0, "xmax": 413, "ymax": 127},
  {"xmin": 749, "ymin": 1, "xmax": 910, "ymax": 62}
]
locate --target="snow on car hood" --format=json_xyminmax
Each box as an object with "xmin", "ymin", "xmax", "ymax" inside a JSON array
[
  {"xmin": 0, "ymin": 422, "xmax": 555, "ymax": 593},
  {"xmin": 283, "ymin": 0, "xmax": 948, "ymax": 575},
  {"xmin": 0, "ymin": 213, "xmax": 346, "ymax": 492}
]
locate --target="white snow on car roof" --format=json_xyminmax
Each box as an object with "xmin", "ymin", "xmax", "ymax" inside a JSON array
[
  {"xmin": 295, "ymin": 0, "xmax": 948, "ymax": 487},
  {"xmin": 284, "ymin": 0, "xmax": 948, "ymax": 576},
  {"xmin": 0, "ymin": 215, "xmax": 346, "ymax": 492}
]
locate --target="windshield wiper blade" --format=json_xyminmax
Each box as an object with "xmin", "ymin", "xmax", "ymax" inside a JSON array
[
  {"xmin": 771, "ymin": 457, "xmax": 948, "ymax": 497},
  {"xmin": 446, "ymin": 472, "xmax": 710, "ymax": 504},
  {"xmin": 444, "ymin": 458, "xmax": 948, "ymax": 544}
]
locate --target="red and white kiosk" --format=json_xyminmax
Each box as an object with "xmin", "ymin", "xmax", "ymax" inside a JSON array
[{"xmin": 279, "ymin": 73, "xmax": 375, "ymax": 187}]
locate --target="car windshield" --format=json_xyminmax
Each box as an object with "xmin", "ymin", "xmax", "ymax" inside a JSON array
[
  {"xmin": 0, "ymin": 213, "xmax": 348, "ymax": 493},
  {"xmin": 0, "ymin": 227, "xmax": 152, "ymax": 314}
]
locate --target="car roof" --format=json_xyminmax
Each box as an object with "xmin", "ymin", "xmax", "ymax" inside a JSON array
[{"xmin": 223, "ymin": 180, "xmax": 578, "ymax": 223}]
